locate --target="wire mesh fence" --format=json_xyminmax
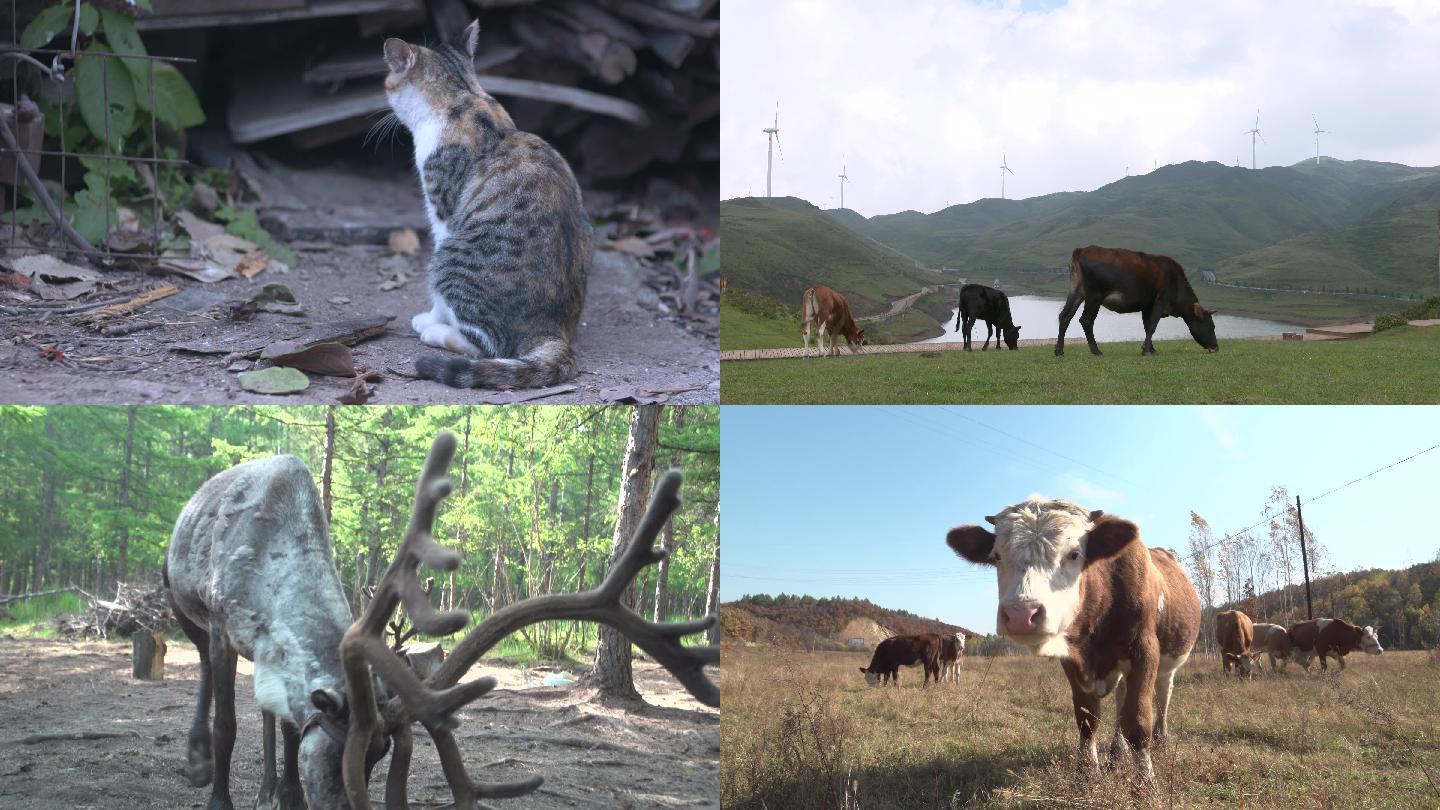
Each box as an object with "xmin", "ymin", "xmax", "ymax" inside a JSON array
[{"xmin": 2, "ymin": 0, "xmax": 193, "ymax": 265}]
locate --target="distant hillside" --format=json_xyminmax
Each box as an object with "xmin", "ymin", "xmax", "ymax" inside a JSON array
[
  {"xmin": 1215, "ymin": 559, "xmax": 1440, "ymax": 650},
  {"xmin": 721, "ymin": 197, "xmax": 933, "ymax": 317},
  {"xmin": 720, "ymin": 595, "xmax": 977, "ymax": 651},
  {"xmin": 818, "ymin": 159, "xmax": 1440, "ymax": 295}
]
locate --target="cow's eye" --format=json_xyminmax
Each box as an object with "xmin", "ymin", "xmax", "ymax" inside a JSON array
[
  {"xmin": 991, "ymin": 554, "xmax": 1001, "ymax": 563},
  {"xmin": 1068, "ymin": 551, "xmax": 1080, "ymax": 561}
]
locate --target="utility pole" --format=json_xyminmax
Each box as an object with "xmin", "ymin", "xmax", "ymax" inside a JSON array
[{"xmin": 1296, "ymin": 495, "xmax": 1313, "ymax": 620}]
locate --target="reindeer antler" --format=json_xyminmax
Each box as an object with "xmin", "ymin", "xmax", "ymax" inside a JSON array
[{"xmin": 341, "ymin": 431, "xmax": 719, "ymax": 810}]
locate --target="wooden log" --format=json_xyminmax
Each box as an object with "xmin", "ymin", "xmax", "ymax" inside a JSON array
[
  {"xmin": 403, "ymin": 642, "xmax": 445, "ymax": 680},
  {"xmin": 132, "ymin": 629, "xmax": 167, "ymax": 681}
]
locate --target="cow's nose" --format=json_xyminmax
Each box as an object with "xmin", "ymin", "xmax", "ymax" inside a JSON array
[{"xmin": 1002, "ymin": 604, "xmax": 1042, "ymax": 633}]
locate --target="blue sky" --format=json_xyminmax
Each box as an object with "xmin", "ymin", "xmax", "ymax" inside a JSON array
[
  {"xmin": 721, "ymin": 406, "xmax": 1440, "ymax": 632},
  {"xmin": 721, "ymin": 0, "xmax": 1440, "ymax": 216}
]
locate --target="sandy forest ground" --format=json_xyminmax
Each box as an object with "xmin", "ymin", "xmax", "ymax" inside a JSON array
[
  {"xmin": 721, "ymin": 644, "xmax": 1440, "ymax": 809},
  {"xmin": 1, "ymin": 243, "xmax": 718, "ymax": 405},
  {"xmin": 0, "ymin": 637, "xmax": 718, "ymax": 809}
]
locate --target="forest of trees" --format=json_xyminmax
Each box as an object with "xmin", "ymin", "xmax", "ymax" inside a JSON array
[
  {"xmin": 1187, "ymin": 486, "xmax": 1440, "ymax": 651},
  {"xmin": 0, "ymin": 405, "xmax": 720, "ymax": 658}
]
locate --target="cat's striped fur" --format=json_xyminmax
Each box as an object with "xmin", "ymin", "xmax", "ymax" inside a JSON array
[{"xmin": 383, "ymin": 21, "xmax": 591, "ymax": 388}]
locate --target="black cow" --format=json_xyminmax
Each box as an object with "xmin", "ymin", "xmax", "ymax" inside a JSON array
[
  {"xmin": 1056, "ymin": 245, "xmax": 1219, "ymax": 356},
  {"xmin": 953, "ymin": 284, "xmax": 1020, "ymax": 351}
]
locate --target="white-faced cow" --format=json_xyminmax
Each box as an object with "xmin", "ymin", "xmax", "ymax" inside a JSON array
[
  {"xmin": 1055, "ymin": 245, "xmax": 1219, "ymax": 357},
  {"xmin": 946, "ymin": 497, "xmax": 1200, "ymax": 779},
  {"xmin": 1215, "ymin": 610, "xmax": 1255, "ymax": 678},
  {"xmin": 954, "ymin": 284, "xmax": 1021, "ymax": 352},
  {"xmin": 1289, "ymin": 618, "xmax": 1383, "ymax": 671},
  {"xmin": 802, "ymin": 284, "xmax": 867, "ymax": 357},
  {"xmin": 860, "ymin": 633, "xmax": 942, "ymax": 687},
  {"xmin": 938, "ymin": 632, "xmax": 965, "ymax": 683},
  {"xmin": 1250, "ymin": 623, "xmax": 1295, "ymax": 672}
]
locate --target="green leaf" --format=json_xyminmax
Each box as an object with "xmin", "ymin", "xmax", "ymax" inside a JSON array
[
  {"xmin": 237, "ymin": 367, "xmax": 311, "ymax": 395},
  {"xmin": 71, "ymin": 186, "xmax": 116, "ymax": 243},
  {"xmin": 132, "ymin": 62, "xmax": 205, "ymax": 129},
  {"xmin": 75, "ymin": 44, "xmax": 136, "ymax": 149},
  {"xmin": 78, "ymin": 4, "xmax": 100, "ymax": 36},
  {"xmin": 98, "ymin": 7, "xmax": 149, "ymax": 81},
  {"xmin": 20, "ymin": 5, "xmax": 72, "ymax": 50},
  {"xmin": 133, "ymin": 0, "xmax": 153, "ymax": 11}
]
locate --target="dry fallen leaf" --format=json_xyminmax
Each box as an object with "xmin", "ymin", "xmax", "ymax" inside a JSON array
[
  {"xmin": 388, "ymin": 228, "xmax": 421, "ymax": 256},
  {"xmin": 263, "ymin": 341, "xmax": 357, "ymax": 377},
  {"xmin": 608, "ymin": 236, "xmax": 656, "ymax": 259},
  {"xmin": 235, "ymin": 249, "xmax": 269, "ymax": 280}
]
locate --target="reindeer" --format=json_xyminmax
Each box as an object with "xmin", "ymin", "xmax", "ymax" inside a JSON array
[{"xmin": 165, "ymin": 432, "xmax": 717, "ymax": 810}]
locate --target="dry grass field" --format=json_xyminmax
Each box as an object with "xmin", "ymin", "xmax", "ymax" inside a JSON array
[{"xmin": 720, "ymin": 644, "xmax": 1440, "ymax": 809}]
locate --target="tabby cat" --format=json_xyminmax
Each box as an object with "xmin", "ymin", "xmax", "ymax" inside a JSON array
[{"xmin": 382, "ymin": 21, "xmax": 591, "ymax": 388}]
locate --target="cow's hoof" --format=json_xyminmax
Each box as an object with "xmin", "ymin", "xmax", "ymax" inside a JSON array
[
  {"xmin": 209, "ymin": 795, "xmax": 236, "ymax": 810},
  {"xmin": 184, "ymin": 760, "xmax": 215, "ymax": 788},
  {"xmin": 1089, "ymin": 349, "xmax": 1103, "ymax": 357},
  {"xmin": 1054, "ymin": 348, "xmax": 1065, "ymax": 356}
]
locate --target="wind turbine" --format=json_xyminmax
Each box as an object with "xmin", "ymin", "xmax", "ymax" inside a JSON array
[
  {"xmin": 762, "ymin": 102, "xmax": 782, "ymax": 197},
  {"xmin": 838, "ymin": 157, "xmax": 850, "ymax": 210},
  {"xmin": 1244, "ymin": 109, "xmax": 1265, "ymax": 170},
  {"xmin": 1000, "ymin": 154, "xmax": 1014, "ymax": 199},
  {"xmin": 1312, "ymin": 114, "xmax": 1329, "ymax": 165}
]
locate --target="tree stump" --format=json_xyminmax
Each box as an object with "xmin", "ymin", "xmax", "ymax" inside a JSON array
[
  {"xmin": 132, "ymin": 629, "xmax": 166, "ymax": 680},
  {"xmin": 403, "ymin": 642, "xmax": 445, "ymax": 680}
]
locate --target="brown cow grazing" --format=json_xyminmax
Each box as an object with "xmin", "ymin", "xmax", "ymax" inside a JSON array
[
  {"xmin": 946, "ymin": 498, "xmax": 1200, "ymax": 779},
  {"xmin": 1289, "ymin": 618, "xmax": 1383, "ymax": 671},
  {"xmin": 860, "ymin": 633, "xmax": 942, "ymax": 687},
  {"xmin": 1215, "ymin": 610, "xmax": 1255, "ymax": 678},
  {"xmin": 1056, "ymin": 245, "xmax": 1219, "ymax": 357},
  {"xmin": 802, "ymin": 284, "xmax": 867, "ymax": 357},
  {"xmin": 1251, "ymin": 623, "xmax": 1295, "ymax": 672}
]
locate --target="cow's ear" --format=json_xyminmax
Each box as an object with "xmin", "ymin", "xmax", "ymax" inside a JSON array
[
  {"xmin": 1083, "ymin": 517, "xmax": 1139, "ymax": 562},
  {"xmin": 984, "ymin": 514, "xmax": 998, "ymax": 525},
  {"xmin": 1088, "ymin": 509, "xmax": 1104, "ymax": 522},
  {"xmin": 858, "ymin": 667, "xmax": 867, "ymax": 674},
  {"xmin": 947, "ymin": 525, "xmax": 996, "ymax": 564},
  {"xmin": 1194, "ymin": 303, "xmax": 1216, "ymax": 318}
]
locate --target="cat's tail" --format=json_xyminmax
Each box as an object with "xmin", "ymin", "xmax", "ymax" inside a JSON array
[{"xmin": 414, "ymin": 339, "xmax": 579, "ymax": 389}]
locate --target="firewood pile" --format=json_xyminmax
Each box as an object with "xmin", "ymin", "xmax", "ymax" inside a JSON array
[
  {"xmin": 52, "ymin": 583, "xmax": 174, "ymax": 640},
  {"xmin": 221, "ymin": 0, "xmax": 718, "ymax": 209}
]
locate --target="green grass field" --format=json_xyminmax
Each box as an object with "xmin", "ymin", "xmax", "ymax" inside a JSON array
[
  {"xmin": 721, "ymin": 325, "xmax": 1440, "ymax": 404},
  {"xmin": 721, "ymin": 645, "xmax": 1440, "ymax": 809}
]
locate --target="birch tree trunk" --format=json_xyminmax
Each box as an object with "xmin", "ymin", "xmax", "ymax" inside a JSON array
[{"xmin": 585, "ymin": 405, "xmax": 660, "ymax": 702}]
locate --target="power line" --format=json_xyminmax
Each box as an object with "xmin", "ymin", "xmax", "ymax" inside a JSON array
[{"xmin": 938, "ymin": 407, "xmax": 1141, "ymax": 488}]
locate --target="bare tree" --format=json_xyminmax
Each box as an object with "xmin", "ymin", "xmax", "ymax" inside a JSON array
[
  {"xmin": 1186, "ymin": 511, "xmax": 1217, "ymax": 652},
  {"xmin": 583, "ymin": 405, "xmax": 661, "ymax": 702}
]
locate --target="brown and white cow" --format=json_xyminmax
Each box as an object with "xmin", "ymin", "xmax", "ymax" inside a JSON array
[
  {"xmin": 1250, "ymin": 623, "xmax": 1295, "ymax": 672},
  {"xmin": 938, "ymin": 633, "xmax": 965, "ymax": 684},
  {"xmin": 859, "ymin": 633, "xmax": 941, "ymax": 687},
  {"xmin": 802, "ymin": 284, "xmax": 867, "ymax": 357},
  {"xmin": 1215, "ymin": 610, "xmax": 1255, "ymax": 678},
  {"xmin": 1289, "ymin": 618, "xmax": 1382, "ymax": 671},
  {"xmin": 946, "ymin": 497, "xmax": 1200, "ymax": 779}
]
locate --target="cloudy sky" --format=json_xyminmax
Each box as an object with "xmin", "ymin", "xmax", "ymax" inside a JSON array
[
  {"xmin": 721, "ymin": 0, "xmax": 1440, "ymax": 217},
  {"xmin": 721, "ymin": 406, "xmax": 1440, "ymax": 632}
]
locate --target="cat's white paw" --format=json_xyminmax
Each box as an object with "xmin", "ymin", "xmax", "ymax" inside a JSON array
[
  {"xmin": 411, "ymin": 310, "xmax": 439, "ymax": 334},
  {"xmin": 420, "ymin": 323, "xmax": 478, "ymax": 354}
]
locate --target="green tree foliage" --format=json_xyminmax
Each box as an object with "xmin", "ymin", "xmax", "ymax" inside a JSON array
[{"xmin": 0, "ymin": 405, "xmax": 719, "ymax": 658}]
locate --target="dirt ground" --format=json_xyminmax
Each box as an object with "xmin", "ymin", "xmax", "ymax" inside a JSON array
[
  {"xmin": 0, "ymin": 241, "xmax": 718, "ymax": 405},
  {"xmin": 0, "ymin": 637, "xmax": 719, "ymax": 809}
]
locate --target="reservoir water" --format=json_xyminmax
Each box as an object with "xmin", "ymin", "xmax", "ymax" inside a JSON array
[{"xmin": 925, "ymin": 295, "xmax": 1301, "ymax": 345}]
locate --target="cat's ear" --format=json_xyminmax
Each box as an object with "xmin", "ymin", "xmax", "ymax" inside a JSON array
[
  {"xmin": 383, "ymin": 38, "xmax": 416, "ymax": 74},
  {"xmin": 460, "ymin": 19, "xmax": 480, "ymax": 61}
]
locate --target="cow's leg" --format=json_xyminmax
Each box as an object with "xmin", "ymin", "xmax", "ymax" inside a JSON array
[
  {"xmin": 1120, "ymin": 648, "xmax": 1159, "ymax": 780},
  {"xmin": 1336, "ymin": 652, "xmax": 1346, "ymax": 671},
  {"xmin": 1107, "ymin": 673, "xmax": 1129, "ymax": 766},
  {"xmin": 962, "ymin": 314, "xmax": 974, "ymax": 351},
  {"xmin": 1079, "ymin": 298, "xmax": 1104, "ymax": 356},
  {"xmin": 176, "ymin": 611, "xmax": 215, "ymax": 789},
  {"xmin": 256, "ymin": 712, "xmax": 278, "ymax": 809},
  {"xmin": 984, "ymin": 320, "xmax": 996, "ymax": 351},
  {"xmin": 1055, "ymin": 285, "xmax": 1085, "ymax": 356},
  {"xmin": 1152, "ymin": 655, "xmax": 1183, "ymax": 742},
  {"xmin": 278, "ymin": 720, "xmax": 306, "ymax": 810},
  {"xmin": 802, "ymin": 319, "xmax": 811, "ymax": 355},
  {"xmin": 1140, "ymin": 305, "xmax": 1162, "ymax": 355},
  {"xmin": 1062, "ymin": 659, "xmax": 1102, "ymax": 772},
  {"xmin": 208, "ymin": 629, "xmax": 239, "ymax": 810}
]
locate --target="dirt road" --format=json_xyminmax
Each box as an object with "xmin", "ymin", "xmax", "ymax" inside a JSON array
[
  {"xmin": 856, "ymin": 284, "xmax": 943, "ymax": 323},
  {"xmin": 0, "ymin": 637, "xmax": 718, "ymax": 809}
]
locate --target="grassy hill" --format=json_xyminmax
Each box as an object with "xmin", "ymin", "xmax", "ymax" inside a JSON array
[
  {"xmin": 721, "ymin": 595, "xmax": 976, "ymax": 651},
  {"xmin": 722, "ymin": 197, "xmax": 934, "ymax": 317},
  {"xmin": 822, "ymin": 159, "xmax": 1440, "ymax": 295}
]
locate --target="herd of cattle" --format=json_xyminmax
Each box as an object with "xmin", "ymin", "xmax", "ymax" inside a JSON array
[
  {"xmin": 850, "ymin": 496, "xmax": 1382, "ymax": 782},
  {"xmin": 858, "ymin": 631, "xmax": 967, "ymax": 686},
  {"xmin": 1216, "ymin": 609, "xmax": 1383, "ymax": 676},
  {"xmin": 799, "ymin": 245, "xmax": 1221, "ymax": 358}
]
